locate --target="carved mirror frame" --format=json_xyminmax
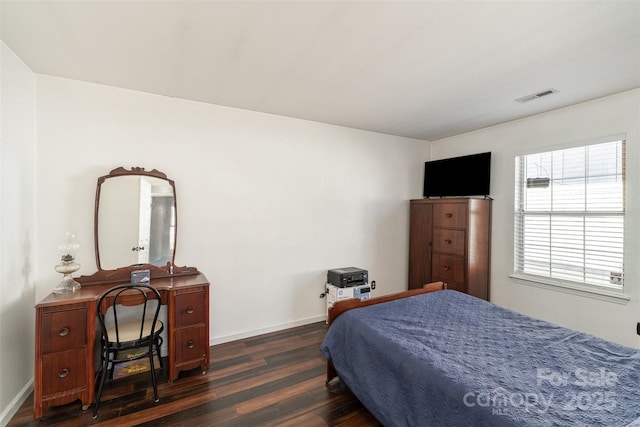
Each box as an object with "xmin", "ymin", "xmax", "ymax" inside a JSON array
[{"xmin": 77, "ymin": 166, "xmax": 197, "ymax": 285}]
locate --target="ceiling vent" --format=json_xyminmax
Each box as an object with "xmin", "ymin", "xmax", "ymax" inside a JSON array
[{"xmin": 515, "ymin": 88, "xmax": 559, "ymax": 103}]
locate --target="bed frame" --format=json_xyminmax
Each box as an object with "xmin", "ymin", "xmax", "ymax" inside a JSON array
[{"xmin": 325, "ymin": 281, "xmax": 446, "ymax": 384}]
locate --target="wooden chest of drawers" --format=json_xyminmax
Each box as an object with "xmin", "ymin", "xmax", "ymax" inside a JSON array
[
  {"xmin": 169, "ymin": 286, "xmax": 210, "ymax": 381},
  {"xmin": 409, "ymin": 198, "xmax": 491, "ymax": 299},
  {"xmin": 34, "ymin": 303, "xmax": 93, "ymax": 418}
]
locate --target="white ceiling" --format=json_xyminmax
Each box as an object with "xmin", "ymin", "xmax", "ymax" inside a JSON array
[{"xmin": 2, "ymin": 0, "xmax": 639, "ymax": 141}]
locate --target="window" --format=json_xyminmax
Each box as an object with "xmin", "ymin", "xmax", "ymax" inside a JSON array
[{"xmin": 514, "ymin": 138, "xmax": 625, "ymax": 291}]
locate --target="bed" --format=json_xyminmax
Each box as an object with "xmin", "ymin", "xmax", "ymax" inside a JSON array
[{"xmin": 321, "ymin": 285, "xmax": 640, "ymax": 427}]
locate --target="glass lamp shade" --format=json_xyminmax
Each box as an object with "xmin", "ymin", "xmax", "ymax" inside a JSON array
[
  {"xmin": 59, "ymin": 231, "xmax": 80, "ymax": 260},
  {"xmin": 53, "ymin": 232, "xmax": 81, "ymax": 294}
]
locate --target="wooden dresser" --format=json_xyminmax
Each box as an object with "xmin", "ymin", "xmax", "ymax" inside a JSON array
[
  {"xmin": 34, "ymin": 273, "xmax": 210, "ymax": 419},
  {"xmin": 408, "ymin": 198, "xmax": 491, "ymax": 299}
]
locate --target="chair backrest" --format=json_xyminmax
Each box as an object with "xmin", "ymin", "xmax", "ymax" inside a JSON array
[{"xmin": 96, "ymin": 284, "xmax": 162, "ymax": 347}]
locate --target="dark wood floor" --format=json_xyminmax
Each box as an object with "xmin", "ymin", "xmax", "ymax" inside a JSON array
[{"xmin": 8, "ymin": 322, "xmax": 380, "ymax": 427}]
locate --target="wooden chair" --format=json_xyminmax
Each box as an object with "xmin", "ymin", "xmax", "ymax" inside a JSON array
[{"xmin": 93, "ymin": 284, "xmax": 163, "ymax": 418}]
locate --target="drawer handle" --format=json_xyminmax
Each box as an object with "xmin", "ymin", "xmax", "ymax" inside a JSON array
[
  {"xmin": 444, "ymin": 239, "xmax": 452, "ymax": 244},
  {"xmin": 443, "ymin": 265, "xmax": 450, "ymax": 271},
  {"xmin": 58, "ymin": 327, "xmax": 70, "ymax": 337},
  {"xmin": 186, "ymin": 307, "xmax": 195, "ymax": 314},
  {"xmin": 445, "ymin": 213, "xmax": 453, "ymax": 218},
  {"xmin": 58, "ymin": 368, "xmax": 69, "ymax": 378},
  {"xmin": 187, "ymin": 340, "xmax": 195, "ymax": 349}
]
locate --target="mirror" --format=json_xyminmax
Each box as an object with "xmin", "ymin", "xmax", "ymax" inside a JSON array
[
  {"xmin": 97, "ymin": 170, "xmax": 175, "ymax": 269},
  {"xmin": 78, "ymin": 167, "xmax": 197, "ymax": 285}
]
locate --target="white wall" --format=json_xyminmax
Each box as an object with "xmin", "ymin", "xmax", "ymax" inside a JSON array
[
  {"xmin": 35, "ymin": 75, "xmax": 428, "ymax": 344},
  {"xmin": 431, "ymin": 89, "xmax": 640, "ymax": 347},
  {"xmin": 0, "ymin": 42, "xmax": 37, "ymax": 424}
]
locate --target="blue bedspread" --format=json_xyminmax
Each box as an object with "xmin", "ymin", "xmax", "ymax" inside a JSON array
[{"xmin": 321, "ymin": 290, "xmax": 640, "ymax": 426}]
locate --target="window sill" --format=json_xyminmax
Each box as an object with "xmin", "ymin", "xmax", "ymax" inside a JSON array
[{"xmin": 509, "ymin": 273, "xmax": 630, "ymax": 304}]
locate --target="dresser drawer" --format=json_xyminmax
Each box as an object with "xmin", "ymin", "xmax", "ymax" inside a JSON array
[
  {"xmin": 41, "ymin": 308, "xmax": 87, "ymax": 353},
  {"xmin": 432, "ymin": 254, "xmax": 465, "ymax": 284},
  {"xmin": 433, "ymin": 229, "xmax": 465, "ymax": 256},
  {"xmin": 175, "ymin": 289, "xmax": 206, "ymax": 328},
  {"xmin": 433, "ymin": 203, "xmax": 467, "ymax": 228},
  {"xmin": 41, "ymin": 349, "xmax": 86, "ymax": 396},
  {"xmin": 175, "ymin": 326, "xmax": 207, "ymax": 364}
]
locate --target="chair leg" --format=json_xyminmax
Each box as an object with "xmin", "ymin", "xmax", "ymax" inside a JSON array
[
  {"xmin": 93, "ymin": 350, "xmax": 110, "ymax": 418},
  {"xmin": 155, "ymin": 336, "xmax": 163, "ymax": 369},
  {"xmin": 108, "ymin": 350, "xmax": 118, "ymax": 381},
  {"xmin": 148, "ymin": 343, "xmax": 159, "ymax": 403}
]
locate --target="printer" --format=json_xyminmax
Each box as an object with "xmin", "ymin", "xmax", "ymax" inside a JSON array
[{"xmin": 327, "ymin": 267, "xmax": 368, "ymax": 288}]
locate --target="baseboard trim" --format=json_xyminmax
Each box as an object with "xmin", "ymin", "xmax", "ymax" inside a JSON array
[
  {"xmin": 1, "ymin": 378, "xmax": 33, "ymax": 426},
  {"xmin": 210, "ymin": 315, "xmax": 325, "ymax": 346}
]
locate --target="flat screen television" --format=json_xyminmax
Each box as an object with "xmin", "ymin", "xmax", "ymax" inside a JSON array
[{"xmin": 423, "ymin": 152, "xmax": 491, "ymax": 198}]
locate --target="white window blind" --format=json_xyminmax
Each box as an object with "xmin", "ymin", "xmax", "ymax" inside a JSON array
[{"xmin": 514, "ymin": 139, "xmax": 625, "ymax": 289}]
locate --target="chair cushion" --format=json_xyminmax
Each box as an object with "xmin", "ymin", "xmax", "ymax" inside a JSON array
[{"xmin": 107, "ymin": 320, "xmax": 163, "ymax": 343}]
